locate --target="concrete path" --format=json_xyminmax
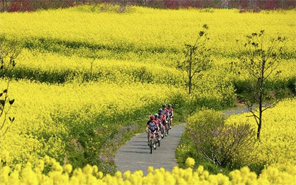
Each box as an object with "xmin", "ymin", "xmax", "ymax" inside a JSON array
[
  {"xmin": 223, "ymin": 107, "xmax": 251, "ymax": 116},
  {"xmin": 115, "ymin": 107, "xmax": 252, "ymax": 175},
  {"xmin": 115, "ymin": 123, "xmax": 185, "ymax": 175}
]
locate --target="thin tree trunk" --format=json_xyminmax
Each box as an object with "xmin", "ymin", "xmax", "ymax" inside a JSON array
[
  {"xmin": 258, "ymin": 81, "xmax": 263, "ymax": 140},
  {"xmin": 2, "ymin": 0, "xmax": 5, "ymax": 11},
  {"xmin": 189, "ymin": 76, "xmax": 192, "ymax": 95},
  {"xmin": 257, "ymin": 59, "xmax": 265, "ymax": 140},
  {"xmin": 188, "ymin": 49, "xmax": 193, "ymax": 95}
]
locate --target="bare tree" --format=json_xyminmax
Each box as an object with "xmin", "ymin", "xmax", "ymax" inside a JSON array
[
  {"xmin": 238, "ymin": 30, "xmax": 285, "ymax": 140},
  {"xmin": 178, "ymin": 24, "xmax": 212, "ymax": 95}
]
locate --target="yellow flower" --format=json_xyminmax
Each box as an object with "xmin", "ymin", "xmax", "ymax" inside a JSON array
[
  {"xmin": 92, "ymin": 165, "xmax": 98, "ymax": 173},
  {"xmin": 123, "ymin": 170, "xmax": 131, "ymax": 180},
  {"xmin": 63, "ymin": 164, "xmax": 73, "ymax": 174},
  {"xmin": 185, "ymin": 157, "xmax": 195, "ymax": 168},
  {"xmin": 196, "ymin": 165, "xmax": 204, "ymax": 175},
  {"xmin": 115, "ymin": 171, "xmax": 122, "ymax": 179},
  {"xmin": 148, "ymin": 166, "xmax": 154, "ymax": 173},
  {"xmin": 97, "ymin": 171, "xmax": 104, "ymax": 179}
]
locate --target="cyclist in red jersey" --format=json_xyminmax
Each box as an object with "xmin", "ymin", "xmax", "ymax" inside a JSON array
[
  {"xmin": 152, "ymin": 114, "xmax": 160, "ymax": 133},
  {"xmin": 162, "ymin": 104, "xmax": 169, "ymax": 118},
  {"xmin": 154, "ymin": 113, "xmax": 164, "ymax": 138},
  {"xmin": 159, "ymin": 108, "xmax": 168, "ymax": 136},
  {"xmin": 162, "ymin": 104, "xmax": 171, "ymax": 129}
]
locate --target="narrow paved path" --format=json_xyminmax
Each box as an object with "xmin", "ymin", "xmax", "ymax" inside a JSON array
[
  {"xmin": 115, "ymin": 123, "xmax": 185, "ymax": 175},
  {"xmin": 115, "ymin": 107, "xmax": 251, "ymax": 175},
  {"xmin": 223, "ymin": 106, "xmax": 251, "ymax": 116}
]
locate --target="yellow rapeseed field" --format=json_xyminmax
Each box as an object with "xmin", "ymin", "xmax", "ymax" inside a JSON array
[{"xmin": 0, "ymin": 6, "xmax": 295, "ymax": 52}]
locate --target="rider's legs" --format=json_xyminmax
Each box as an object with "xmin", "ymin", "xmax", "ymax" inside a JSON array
[
  {"xmin": 152, "ymin": 133, "xmax": 156, "ymax": 148},
  {"xmin": 165, "ymin": 122, "xmax": 168, "ymax": 135},
  {"xmin": 156, "ymin": 129, "xmax": 161, "ymax": 140},
  {"xmin": 159, "ymin": 124, "xmax": 164, "ymax": 137}
]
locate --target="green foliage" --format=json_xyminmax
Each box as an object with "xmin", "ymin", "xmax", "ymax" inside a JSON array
[
  {"xmin": 176, "ymin": 128, "xmax": 231, "ymax": 175},
  {"xmin": 185, "ymin": 110, "xmax": 258, "ymax": 171},
  {"xmin": 175, "ymin": 132, "xmax": 197, "ymax": 168}
]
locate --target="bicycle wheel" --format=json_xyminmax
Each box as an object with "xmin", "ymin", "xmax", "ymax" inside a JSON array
[
  {"xmin": 150, "ymin": 140, "xmax": 153, "ymax": 154},
  {"xmin": 158, "ymin": 137, "xmax": 160, "ymax": 147}
]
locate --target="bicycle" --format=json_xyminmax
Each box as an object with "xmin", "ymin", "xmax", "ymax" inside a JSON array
[
  {"xmin": 155, "ymin": 131, "xmax": 161, "ymax": 147},
  {"xmin": 168, "ymin": 115, "xmax": 173, "ymax": 129},
  {"xmin": 164, "ymin": 120, "xmax": 169, "ymax": 136},
  {"xmin": 158, "ymin": 122, "xmax": 165, "ymax": 139},
  {"xmin": 148, "ymin": 131, "xmax": 157, "ymax": 154}
]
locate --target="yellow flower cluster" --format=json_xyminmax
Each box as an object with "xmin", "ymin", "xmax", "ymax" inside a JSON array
[
  {"xmin": 185, "ymin": 157, "xmax": 195, "ymax": 168},
  {"xmin": 1, "ymin": 156, "xmax": 295, "ymax": 185}
]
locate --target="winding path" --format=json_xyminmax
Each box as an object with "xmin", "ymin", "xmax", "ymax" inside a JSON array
[{"xmin": 114, "ymin": 107, "xmax": 251, "ymax": 175}]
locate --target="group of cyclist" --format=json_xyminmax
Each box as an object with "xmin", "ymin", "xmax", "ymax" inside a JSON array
[{"xmin": 146, "ymin": 104, "xmax": 174, "ymax": 149}]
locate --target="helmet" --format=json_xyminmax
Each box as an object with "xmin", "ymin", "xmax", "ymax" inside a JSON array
[
  {"xmin": 154, "ymin": 113, "xmax": 158, "ymax": 118},
  {"xmin": 158, "ymin": 108, "xmax": 163, "ymax": 112},
  {"xmin": 150, "ymin": 115, "xmax": 155, "ymax": 120},
  {"xmin": 168, "ymin": 104, "xmax": 172, "ymax": 108},
  {"xmin": 162, "ymin": 104, "xmax": 166, "ymax": 107}
]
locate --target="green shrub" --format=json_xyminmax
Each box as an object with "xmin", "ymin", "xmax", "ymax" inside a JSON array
[{"xmin": 185, "ymin": 109, "xmax": 258, "ymax": 171}]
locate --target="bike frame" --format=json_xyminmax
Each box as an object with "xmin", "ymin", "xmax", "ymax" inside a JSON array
[{"xmin": 149, "ymin": 130, "xmax": 156, "ymax": 144}]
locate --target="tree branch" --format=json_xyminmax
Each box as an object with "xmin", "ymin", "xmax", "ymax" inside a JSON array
[
  {"xmin": 262, "ymin": 101, "xmax": 279, "ymax": 112},
  {"xmin": 247, "ymin": 109, "xmax": 260, "ymax": 126},
  {"xmin": 201, "ymin": 150, "xmax": 216, "ymax": 165}
]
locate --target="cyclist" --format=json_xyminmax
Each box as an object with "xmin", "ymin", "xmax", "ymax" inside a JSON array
[
  {"xmin": 162, "ymin": 104, "xmax": 169, "ymax": 119},
  {"xmin": 154, "ymin": 113, "xmax": 164, "ymax": 138},
  {"xmin": 162, "ymin": 104, "xmax": 170, "ymax": 129},
  {"xmin": 159, "ymin": 109, "xmax": 168, "ymax": 136},
  {"xmin": 146, "ymin": 115, "xmax": 157, "ymax": 149},
  {"xmin": 168, "ymin": 104, "xmax": 174, "ymax": 129}
]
